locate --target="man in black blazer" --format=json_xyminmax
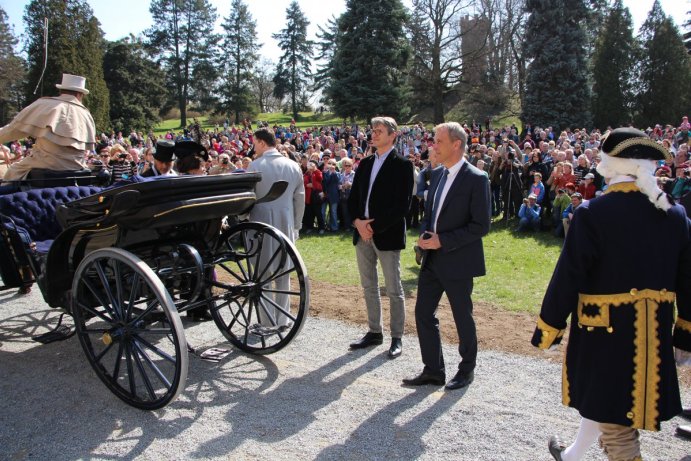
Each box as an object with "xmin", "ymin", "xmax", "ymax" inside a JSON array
[
  {"xmin": 347, "ymin": 116, "xmax": 414, "ymax": 358},
  {"xmin": 403, "ymin": 122, "xmax": 491, "ymax": 389}
]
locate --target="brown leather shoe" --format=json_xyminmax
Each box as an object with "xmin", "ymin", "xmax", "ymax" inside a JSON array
[{"xmin": 548, "ymin": 435, "xmax": 566, "ymax": 460}]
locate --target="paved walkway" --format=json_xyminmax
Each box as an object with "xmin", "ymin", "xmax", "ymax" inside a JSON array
[{"xmin": 1, "ymin": 288, "xmax": 689, "ymax": 460}]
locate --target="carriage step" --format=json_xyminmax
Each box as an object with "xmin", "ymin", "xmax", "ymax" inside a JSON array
[
  {"xmin": 248, "ymin": 324, "xmax": 290, "ymax": 338},
  {"xmin": 32, "ymin": 325, "xmax": 75, "ymax": 344}
]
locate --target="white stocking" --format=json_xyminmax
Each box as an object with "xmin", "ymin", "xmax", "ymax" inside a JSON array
[{"xmin": 561, "ymin": 417, "xmax": 601, "ymax": 461}]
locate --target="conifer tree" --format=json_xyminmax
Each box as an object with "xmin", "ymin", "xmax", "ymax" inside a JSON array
[
  {"xmin": 218, "ymin": 0, "xmax": 261, "ymax": 124},
  {"xmin": 591, "ymin": 0, "xmax": 635, "ymax": 129},
  {"xmin": 272, "ymin": 1, "xmax": 313, "ymax": 120},
  {"xmin": 0, "ymin": 7, "xmax": 25, "ymax": 125},
  {"xmin": 635, "ymin": 0, "xmax": 691, "ymax": 127},
  {"xmin": 24, "ymin": 0, "xmax": 110, "ymax": 130},
  {"xmin": 146, "ymin": 0, "xmax": 218, "ymax": 128},
  {"xmin": 521, "ymin": 0, "xmax": 591, "ymax": 130},
  {"xmin": 325, "ymin": 0, "xmax": 410, "ymax": 122},
  {"xmin": 103, "ymin": 38, "xmax": 167, "ymax": 133}
]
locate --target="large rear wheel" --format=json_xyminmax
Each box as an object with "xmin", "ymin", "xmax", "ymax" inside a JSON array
[
  {"xmin": 211, "ymin": 222, "xmax": 309, "ymax": 355},
  {"xmin": 71, "ymin": 248, "xmax": 188, "ymax": 410}
]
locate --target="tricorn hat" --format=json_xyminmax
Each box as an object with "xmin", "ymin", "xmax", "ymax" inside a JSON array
[
  {"xmin": 601, "ymin": 127, "xmax": 671, "ymax": 162},
  {"xmin": 154, "ymin": 139, "xmax": 175, "ymax": 162},
  {"xmin": 56, "ymin": 73, "xmax": 89, "ymax": 94},
  {"xmin": 174, "ymin": 140, "xmax": 209, "ymax": 161}
]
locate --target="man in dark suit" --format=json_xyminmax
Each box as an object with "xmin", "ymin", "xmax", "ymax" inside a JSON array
[
  {"xmin": 403, "ymin": 122, "xmax": 491, "ymax": 390},
  {"xmin": 347, "ymin": 116, "xmax": 414, "ymax": 358}
]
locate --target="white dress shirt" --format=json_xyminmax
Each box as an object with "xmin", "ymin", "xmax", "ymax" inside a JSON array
[
  {"xmin": 433, "ymin": 158, "xmax": 465, "ymax": 232},
  {"xmin": 364, "ymin": 147, "xmax": 393, "ymax": 218}
]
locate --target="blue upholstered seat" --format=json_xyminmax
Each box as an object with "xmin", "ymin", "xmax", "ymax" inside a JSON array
[{"xmin": 0, "ymin": 186, "xmax": 102, "ymax": 253}]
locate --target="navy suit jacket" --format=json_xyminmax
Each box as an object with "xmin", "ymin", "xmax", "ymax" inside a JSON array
[
  {"xmin": 347, "ymin": 149, "xmax": 414, "ymax": 251},
  {"xmin": 421, "ymin": 161, "xmax": 491, "ymax": 279}
]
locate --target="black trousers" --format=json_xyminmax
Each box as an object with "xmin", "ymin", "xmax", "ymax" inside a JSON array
[{"xmin": 415, "ymin": 256, "xmax": 476, "ymax": 376}]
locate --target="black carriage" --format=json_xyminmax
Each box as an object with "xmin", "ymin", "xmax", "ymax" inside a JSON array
[{"xmin": 0, "ymin": 173, "xmax": 309, "ymax": 409}]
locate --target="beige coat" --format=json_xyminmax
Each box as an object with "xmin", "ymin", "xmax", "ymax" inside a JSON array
[{"xmin": 0, "ymin": 94, "xmax": 96, "ymax": 181}]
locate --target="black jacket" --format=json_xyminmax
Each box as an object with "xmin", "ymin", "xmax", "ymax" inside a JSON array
[{"xmin": 347, "ymin": 149, "xmax": 414, "ymax": 251}]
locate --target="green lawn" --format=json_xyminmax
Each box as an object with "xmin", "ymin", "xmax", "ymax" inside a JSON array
[
  {"xmin": 153, "ymin": 112, "xmax": 355, "ymax": 136},
  {"xmin": 295, "ymin": 219, "xmax": 562, "ymax": 315}
]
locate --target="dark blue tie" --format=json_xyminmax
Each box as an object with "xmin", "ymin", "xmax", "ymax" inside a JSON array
[{"xmin": 431, "ymin": 168, "xmax": 449, "ymax": 230}]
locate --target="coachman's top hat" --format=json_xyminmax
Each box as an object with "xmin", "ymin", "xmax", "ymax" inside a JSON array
[
  {"xmin": 56, "ymin": 73, "xmax": 89, "ymax": 94},
  {"xmin": 601, "ymin": 127, "xmax": 671, "ymax": 162},
  {"xmin": 154, "ymin": 139, "xmax": 175, "ymax": 162}
]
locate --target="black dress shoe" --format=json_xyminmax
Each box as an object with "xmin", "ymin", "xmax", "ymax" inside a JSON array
[
  {"xmin": 677, "ymin": 424, "xmax": 691, "ymax": 440},
  {"xmin": 388, "ymin": 338, "xmax": 402, "ymax": 358},
  {"xmin": 402, "ymin": 371, "xmax": 445, "ymax": 386},
  {"xmin": 349, "ymin": 332, "xmax": 383, "ymax": 349},
  {"xmin": 548, "ymin": 435, "xmax": 566, "ymax": 460},
  {"xmin": 445, "ymin": 370, "xmax": 474, "ymax": 390},
  {"xmin": 682, "ymin": 406, "xmax": 691, "ymax": 420}
]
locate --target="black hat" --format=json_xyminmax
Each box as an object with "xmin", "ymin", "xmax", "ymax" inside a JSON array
[
  {"xmin": 96, "ymin": 142, "xmax": 110, "ymax": 153},
  {"xmin": 175, "ymin": 140, "xmax": 209, "ymax": 161},
  {"xmin": 601, "ymin": 127, "xmax": 671, "ymax": 162},
  {"xmin": 154, "ymin": 139, "xmax": 175, "ymax": 162}
]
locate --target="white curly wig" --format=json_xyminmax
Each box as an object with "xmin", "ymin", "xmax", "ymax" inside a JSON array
[{"xmin": 596, "ymin": 152, "xmax": 671, "ymax": 211}]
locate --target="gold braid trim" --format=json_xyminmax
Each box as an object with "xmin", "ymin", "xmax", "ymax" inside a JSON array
[
  {"xmin": 630, "ymin": 298, "xmax": 663, "ymax": 431},
  {"xmin": 579, "ymin": 289, "xmax": 675, "ymax": 307},
  {"xmin": 604, "ymin": 182, "xmax": 640, "ymax": 194},
  {"xmin": 676, "ymin": 317, "xmax": 691, "ymax": 334},
  {"xmin": 645, "ymin": 299, "xmax": 661, "ymax": 431},
  {"xmin": 562, "ymin": 352, "xmax": 570, "ymax": 406},
  {"xmin": 536, "ymin": 316, "xmax": 565, "ymax": 350},
  {"xmin": 607, "ymin": 136, "xmax": 672, "ymax": 161}
]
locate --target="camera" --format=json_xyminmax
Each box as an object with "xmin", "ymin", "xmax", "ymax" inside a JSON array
[
  {"xmin": 118, "ymin": 153, "xmax": 127, "ymax": 159},
  {"xmin": 685, "ymin": 169, "xmax": 690, "ymax": 177},
  {"xmin": 507, "ymin": 151, "xmax": 515, "ymax": 160},
  {"xmin": 222, "ymin": 158, "xmax": 229, "ymax": 165}
]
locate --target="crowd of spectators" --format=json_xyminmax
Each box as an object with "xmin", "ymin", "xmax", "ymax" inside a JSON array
[{"xmin": 1, "ymin": 115, "xmax": 690, "ymax": 237}]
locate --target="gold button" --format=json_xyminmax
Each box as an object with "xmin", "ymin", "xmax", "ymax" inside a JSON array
[
  {"xmin": 587, "ymin": 326, "xmax": 594, "ymax": 332},
  {"xmin": 578, "ymin": 323, "xmax": 583, "ymax": 329},
  {"xmin": 630, "ymin": 288, "xmax": 638, "ymax": 296},
  {"xmin": 661, "ymin": 288, "xmax": 667, "ymax": 294},
  {"xmin": 626, "ymin": 411, "xmax": 634, "ymax": 419},
  {"xmin": 607, "ymin": 327, "xmax": 614, "ymax": 333},
  {"xmin": 98, "ymin": 196, "xmax": 104, "ymax": 203}
]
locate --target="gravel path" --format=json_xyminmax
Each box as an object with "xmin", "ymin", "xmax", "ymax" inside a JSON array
[{"xmin": 1, "ymin": 288, "xmax": 689, "ymax": 461}]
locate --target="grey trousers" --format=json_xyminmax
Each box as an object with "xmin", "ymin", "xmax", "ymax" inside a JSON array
[{"xmin": 355, "ymin": 239, "xmax": 405, "ymax": 338}]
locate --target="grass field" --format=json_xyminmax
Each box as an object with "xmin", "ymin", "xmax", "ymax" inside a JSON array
[{"xmin": 295, "ymin": 218, "xmax": 562, "ymax": 315}]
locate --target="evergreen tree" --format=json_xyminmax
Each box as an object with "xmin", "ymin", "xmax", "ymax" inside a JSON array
[
  {"xmin": 313, "ymin": 15, "xmax": 340, "ymax": 96},
  {"xmin": 406, "ymin": 6, "xmax": 435, "ymax": 118},
  {"xmin": 635, "ymin": 0, "xmax": 691, "ymax": 127},
  {"xmin": 325, "ymin": 0, "xmax": 410, "ymax": 122},
  {"xmin": 217, "ymin": 0, "xmax": 261, "ymax": 124},
  {"xmin": 272, "ymin": 1, "xmax": 313, "ymax": 120},
  {"xmin": 591, "ymin": 0, "xmax": 635, "ymax": 129},
  {"xmin": 0, "ymin": 7, "xmax": 26, "ymax": 125},
  {"xmin": 103, "ymin": 38, "xmax": 167, "ymax": 133},
  {"xmin": 521, "ymin": 0, "xmax": 591, "ymax": 130},
  {"xmin": 24, "ymin": 0, "xmax": 110, "ymax": 130},
  {"xmin": 146, "ymin": 0, "xmax": 219, "ymax": 128}
]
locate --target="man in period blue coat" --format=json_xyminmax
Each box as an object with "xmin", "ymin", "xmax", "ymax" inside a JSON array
[{"xmin": 532, "ymin": 128, "xmax": 691, "ymax": 461}]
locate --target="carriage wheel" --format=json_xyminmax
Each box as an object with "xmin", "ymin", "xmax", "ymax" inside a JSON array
[
  {"xmin": 71, "ymin": 248, "xmax": 188, "ymax": 410},
  {"xmin": 211, "ymin": 222, "xmax": 309, "ymax": 355}
]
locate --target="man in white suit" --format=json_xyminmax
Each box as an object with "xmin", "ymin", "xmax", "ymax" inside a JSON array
[{"xmin": 248, "ymin": 127, "xmax": 305, "ymax": 327}]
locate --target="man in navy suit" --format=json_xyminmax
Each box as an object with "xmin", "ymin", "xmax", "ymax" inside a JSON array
[
  {"xmin": 347, "ymin": 116, "xmax": 414, "ymax": 358},
  {"xmin": 403, "ymin": 122, "xmax": 491, "ymax": 390}
]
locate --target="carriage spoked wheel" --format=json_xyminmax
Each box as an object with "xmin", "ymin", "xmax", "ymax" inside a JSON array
[
  {"xmin": 211, "ymin": 222, "xmax": 309, "ymax": 355},
  {"xmin": 71, "ymin": 248, "xmax": 188, "ymax": 410}
]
